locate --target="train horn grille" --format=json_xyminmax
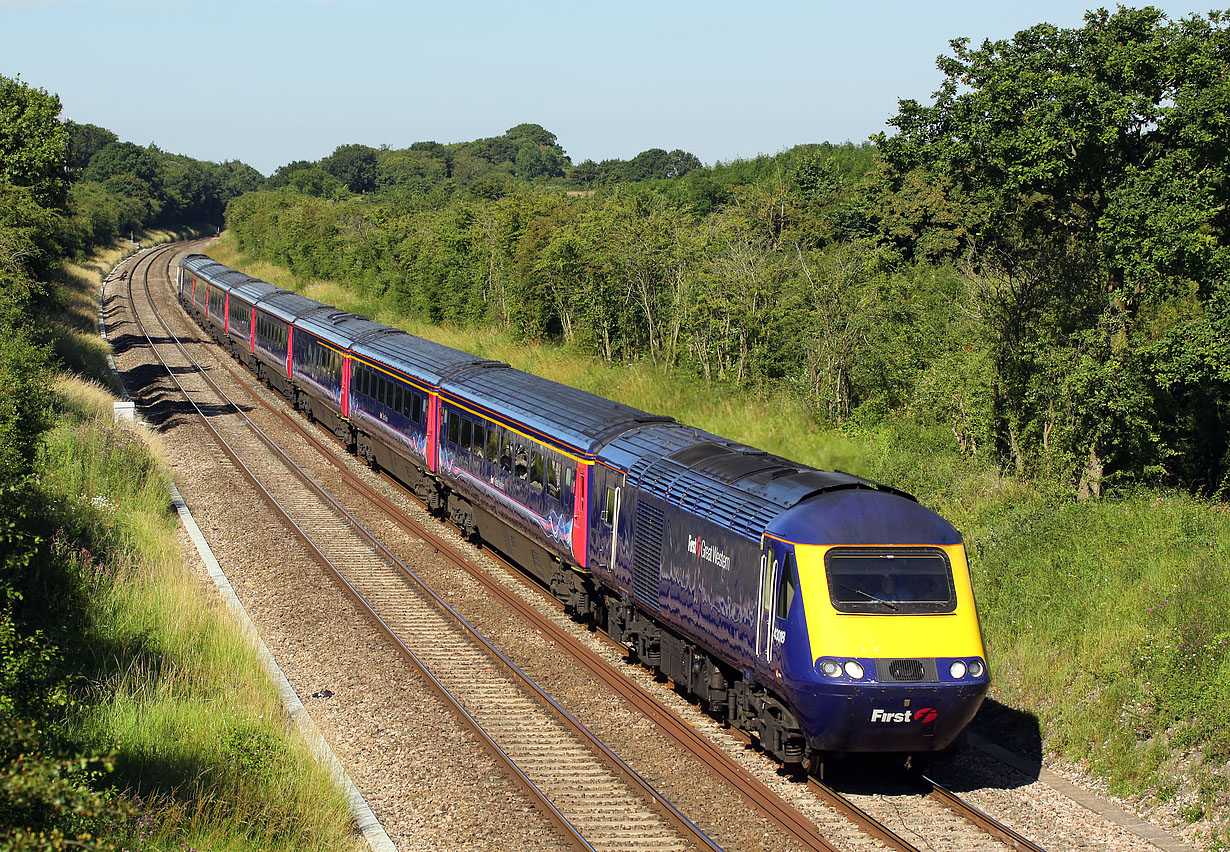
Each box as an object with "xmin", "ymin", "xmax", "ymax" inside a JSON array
[{"xmin": 886, "ymin": 659, "xmax": 928, "ymax": 682}]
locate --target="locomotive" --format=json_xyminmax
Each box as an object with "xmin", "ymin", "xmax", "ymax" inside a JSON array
[{"xmin": 177, "ymin": 252, "xmax": 989, "ymax": 772}]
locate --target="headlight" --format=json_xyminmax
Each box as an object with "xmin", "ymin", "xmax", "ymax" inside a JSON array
[
  {"xmin": 820, "ymin": 659, "xmax": 842, "ymax": 678},
  {"xmin": 949, "ymin": 660, "xmax": 968, "ymax": 679},
  {"xmin": 969, "ymin": 659, "xmax": 985, "ymax": 678},
  {"xmin": 844, "ymin": 660, "xmax": 865, "ymax": 679}
]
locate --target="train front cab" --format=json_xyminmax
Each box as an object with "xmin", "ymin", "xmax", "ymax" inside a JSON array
[{"xmin": 762, "ymin": 492, "xmax": 989, "ymax": 758}]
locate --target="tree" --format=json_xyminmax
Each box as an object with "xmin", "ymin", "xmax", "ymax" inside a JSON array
[
  {"xmin": 322, "ymin": 144, "xmax": 379, "ymax": 194},
  {"xmin": 875, "ymin": 7, "xmax": 1230, "ymax": 492},
  {"xmin": 571, "ymin": 159, "xmax": 599, "ymax": 186},
  {"xmin": 82, "ymin": 141, "xmax": 162, "ymax": 187},
  {"xmin": 514, "ymin": 145, "xmax": 566, "ymax": 180},
  {"xmin": 0, "ymin": 75, "xmax": 68, "ymax": 209},
  {"xmin": 505, "ymin": 123, "xmax": 561, "ymax": 151},
  {"xmin": 664, "ymin": 149, "xmax": 701, "ymax": 179},
  {"xmin": 64, "ymin": 121, "xmax": 117, "ymax": 173}
]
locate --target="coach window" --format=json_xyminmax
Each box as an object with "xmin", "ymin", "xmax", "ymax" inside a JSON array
[
  {"xmin": 391, "ymin": 384, "xmax": 401, "ymax": 416},
  {"xmin": 460, "ymin": 418, "xmax": 472, "ymax": 452},
  {"xmin": 486, "ymin": 427, "xmax": 499, "ymax": 462},
  {"xmin": 448, "ymin": 410, "xmax": 460, "ymax": 445},
  {"xmin": 530, "ymin": 451, "xmax": 544, "ymax": 491},
  {"xmin": 473, "ymin": 424, "xmax": 486, "ymax": 457},
  {"xmin": 499, "ymin": 435, "xmax": 512, "ymax": 472},
  {"xmin": 547, "ymin": 458, "xmax": 561, "ymax": 500},
  {"xmin": 514, "ymin": 444, "xmax": 529, "ymax": 480},
  {"xmin": 602, "ymin": 487, "xmax": 616, "ymax": 526}
]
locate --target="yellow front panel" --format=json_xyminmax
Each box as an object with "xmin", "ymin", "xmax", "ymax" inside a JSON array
[{"xmin": 795, "ymin": 543, "xmax": 986, "ymax": 662}]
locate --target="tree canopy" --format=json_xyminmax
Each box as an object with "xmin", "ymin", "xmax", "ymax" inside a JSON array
[
  {"xmin": 0, "ymin": 76, "xmax": 68, "ymax": 208},
  {"xmin": 874, "ymin": 6, "xmax": 1230, "ymax": 492}
]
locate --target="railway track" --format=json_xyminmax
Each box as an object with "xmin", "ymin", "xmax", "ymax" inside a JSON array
[{"xmin": 109, "ymin": 243, "xmax": 1056, "ymax": 852}]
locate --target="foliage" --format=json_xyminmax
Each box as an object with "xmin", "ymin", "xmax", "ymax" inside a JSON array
[
  {"xmin": 0, "ymin": 77, "xmax": 68, "ymax": 209},
  {"xmin": 63, "ymin": 122, "xmax": 117, "ymax": 174},
  {"xmin": 0, "ymin": 70, "xmax": 352, "ymax": 852},
  {"xmin": 321, "ymin": 143, "xmax": 379, "ymax": 193},
  {"xmin": 874, "ymin": 7, "xmax": 1230, "ymax": 493}
]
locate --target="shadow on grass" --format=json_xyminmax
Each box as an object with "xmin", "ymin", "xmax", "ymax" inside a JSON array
[{"xmin": 814, "ymin": 697, "xmax": 1043, "ymax": 796}]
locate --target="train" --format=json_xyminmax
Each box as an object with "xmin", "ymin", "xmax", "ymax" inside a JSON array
[{"xmin": 176, "ymin": 252, "xmax": 989, "ymax": 773}]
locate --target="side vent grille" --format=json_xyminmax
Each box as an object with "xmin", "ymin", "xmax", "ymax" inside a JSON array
[{"xmin": 632, "ymin": 501, "xmax": 664, "ymax": 610}]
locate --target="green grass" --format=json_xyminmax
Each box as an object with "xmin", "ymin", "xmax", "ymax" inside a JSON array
[
  {"xmin": 210, "ymin": 234, "xmax": 1230, "ymax": 846},
  {"xmin": 33, "ymin": 238, "xmax": 362, "ymax": 852}
]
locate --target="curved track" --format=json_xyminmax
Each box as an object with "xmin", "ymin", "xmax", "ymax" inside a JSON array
[{"xmin": 120, "ymin": 245, "xmax": 719, "ymax": 852}]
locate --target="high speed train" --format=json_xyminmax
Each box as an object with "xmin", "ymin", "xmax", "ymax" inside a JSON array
[{"xmin": 178, "ymin": 252, "xmax": 989, "ymax": 772}]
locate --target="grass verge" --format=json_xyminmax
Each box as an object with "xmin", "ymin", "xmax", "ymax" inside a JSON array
[{"xmin": 30, "ymin": 237, "xmax": 362, "ymax": 851}]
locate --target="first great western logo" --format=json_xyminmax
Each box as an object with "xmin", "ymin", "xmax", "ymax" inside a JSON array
[
  {"xmin": 870, "ymin": 708, "xmax": 938, "ymax": 724},
  {"xmin": 687, "ymin": 534, "xmax": 732, "ymax": 571}
]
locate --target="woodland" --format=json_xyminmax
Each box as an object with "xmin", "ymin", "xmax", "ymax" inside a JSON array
[{"xmin": 228, "ymin": 7, "xmax": 1230, "ymax": 500}]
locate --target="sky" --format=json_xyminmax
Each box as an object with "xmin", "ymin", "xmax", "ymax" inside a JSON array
[{"xmin": 0, "ymin": 0, "xmax": 1213, "ymax": 177}]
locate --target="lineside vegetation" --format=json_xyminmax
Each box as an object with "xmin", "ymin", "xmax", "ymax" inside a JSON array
[{"xmin": 1, "ymin": 74, "xmax": 359, "ymax": 852}]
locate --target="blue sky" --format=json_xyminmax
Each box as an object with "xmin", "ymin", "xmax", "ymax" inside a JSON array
[{"xmin": 0, "ymin": 0, "xmax": 1211, "ymax": 176}]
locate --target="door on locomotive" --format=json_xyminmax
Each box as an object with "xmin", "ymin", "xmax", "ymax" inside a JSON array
[{"xmin": 756, "ymin": 538, "xmax": 798, "ymax": 679}]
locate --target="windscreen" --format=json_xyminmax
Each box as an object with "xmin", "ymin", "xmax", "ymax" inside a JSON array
[{"xmin": 824, "ymin": 547, "xmax": 956, "ymax": 614}]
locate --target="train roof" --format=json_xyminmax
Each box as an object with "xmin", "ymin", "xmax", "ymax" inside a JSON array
[
  {"xmin": 255, "ymin": 290, "xmax": 332, "ymax": 323},
  {"xmin": 181, "ymin": 254, "xmax": 264, "ymax": 292},
  {"xmin": 602, "ymin": 423, "xmax": 930, "ymax": 543},
  {"xmin": 229, "ymin": 280, "xmax": 283, "ymax": 305},
  {"xmin": 351, "ymin": 330, "xmax": 493, "ymax": 388},
  {"xmin": 441, "ymin": 367, "xmax": 672, "ymax": 457},
  {"xmin": 177, "ymin": 255, "xmax": 957, "ymax": 545},
  {"xmin": 295, "ymin": 309, "xmax": 391, "ymax": 350},
  {"xmin": 770, "ymin": 488, "xmax": 962, "ymax": 547},
  {"xmin": 181, "ymin": 255, "xmax": 282, "ymax": 304}
]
